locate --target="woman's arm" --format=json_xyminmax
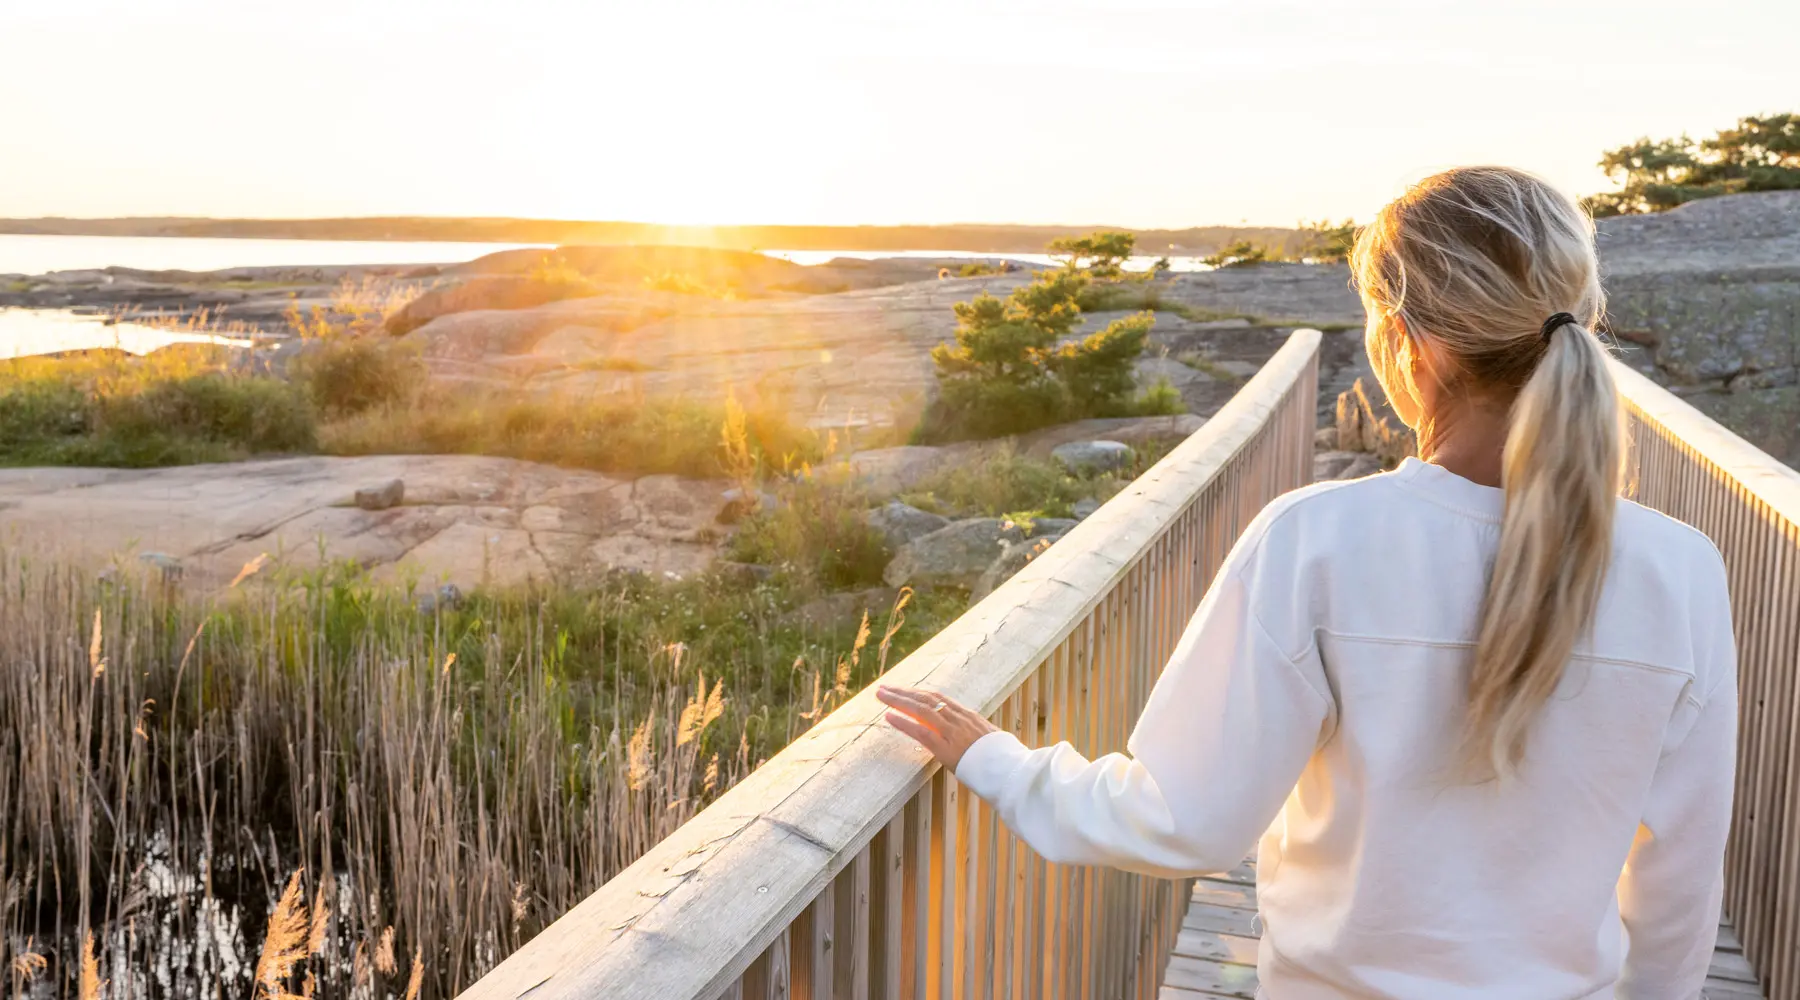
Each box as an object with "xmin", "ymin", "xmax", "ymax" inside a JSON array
[
  {"xmin": 1615, "ymin": 568, "xmax": 1738, "ymax": 1000},
  {"xmin": 880, "ymin": 557, "xmax": 1332, "ymax": 879}
]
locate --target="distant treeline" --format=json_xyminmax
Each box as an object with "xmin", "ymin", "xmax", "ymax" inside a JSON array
[{"xmin": 0, "ymin": 215, "xmax": 1302, "ymax": 255}]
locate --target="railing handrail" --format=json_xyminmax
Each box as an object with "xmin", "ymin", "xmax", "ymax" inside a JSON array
[
  {"xmin": 1611, "ymin": 356, "xmax": 1800, "ymax": 1000},
  {"xmin": 1610, "ymin": 361, "xmax": 1800, "ymax": 524},
  {"xmin": 457, "ymin": 329, "xmax": 1325, "ymax": 1000}
]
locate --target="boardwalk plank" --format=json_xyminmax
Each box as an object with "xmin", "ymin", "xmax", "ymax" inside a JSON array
[
  {"xmin": 1189, "ymin": 878, "xmax": 1256, "ymax": 912},
  {"xmin": 1180, "ymin": 902, "xmax": 1258, "ymax": 938},
  {"xmin": 1171, "ymin": 928, "xmax": 1258, "ymax": 967},
  {"xmin": 1164, "ymin": 954, "xmax": 1259, "ymax": 998}
]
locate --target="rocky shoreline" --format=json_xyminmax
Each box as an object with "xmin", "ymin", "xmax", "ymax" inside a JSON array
[{"xmin": 4, "ymin": 190, "xmax": 1796, "ymax": 591}]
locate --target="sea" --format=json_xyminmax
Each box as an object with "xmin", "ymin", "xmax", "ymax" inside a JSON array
[{"xmin": 0, "ymin": 233, "xmax": 1215, "ymax": 359}]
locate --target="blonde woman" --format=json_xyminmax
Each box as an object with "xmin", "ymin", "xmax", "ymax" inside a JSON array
[{"xmin": 880, "ymin": 167, "xmax": 1738, "ymax": 999}]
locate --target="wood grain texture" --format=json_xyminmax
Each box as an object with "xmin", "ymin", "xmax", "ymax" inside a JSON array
[{"xmin": 1612, "ymin": 359, "xmax": 1793, "ymax": 1000}]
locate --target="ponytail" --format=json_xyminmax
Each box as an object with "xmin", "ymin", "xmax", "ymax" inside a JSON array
[
  {"xmin": 1350, "ymin": 166, "xmax": 1626, "ymax": 779},
  {"xmin": 1468, "ymin": 317, "xmax": 1624, "ymax": 776}
]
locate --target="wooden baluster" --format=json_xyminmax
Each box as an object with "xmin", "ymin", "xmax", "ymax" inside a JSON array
[
  {"xmin": 742, "ymin": 930, "xmax": 791, "ymax": 1000},
  {"xmin": 1042, "ymin": 643, "xmax": 1068, "ymax": 1000},
  {"xmin": 932, "ymin": 769, "xmax": 959, "ymax": 1000},
  {"xmin": 869, "ymin": 814, "xmax": 904, "ymax": 1000},
  {"xmin": 905, "ymin": 788, "xmax": 931, "ymax": 1000},
  {"xmin": 790, "ymin": 889, "xmax": 834, "ymax": 1000},
  {"xmin": 832, "ymin": 850, "xmax": 870, "ymax": 1000}
]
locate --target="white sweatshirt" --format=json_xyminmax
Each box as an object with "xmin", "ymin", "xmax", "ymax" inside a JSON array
[{"xmin": 955, "ymin": 458, "xmax": 1738, "ymax": 1000}]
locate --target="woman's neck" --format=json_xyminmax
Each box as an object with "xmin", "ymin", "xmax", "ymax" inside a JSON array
[{"xmin": 1418, "ymin": 397, "xmax": 1511, "ymax": 488}]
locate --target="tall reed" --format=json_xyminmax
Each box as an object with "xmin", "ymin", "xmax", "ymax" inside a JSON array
[{"xmin": 0, "ymin": 549, "xmax": 931, "ymax": 998}]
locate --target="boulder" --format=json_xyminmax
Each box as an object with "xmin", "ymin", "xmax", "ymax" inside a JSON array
[
  {"xmin": 1342, "ymin": 453, "xmax": 1384, "ymax": 479},
  {"xmin": 972, "ymin": 534, "xmax": 1064, "ymax": 600},
  {"xmin": 1051, "ymin": 440, "xmax": 1133, "ymax": 475},
  {"xmin": 718, "ymin": 487, "xmax": 779, "ymax": 525},
  {"xmin": 1023, "ymin": 516, "xmax": 1078, "ymax": 538},
  {"xmin": 1071, "ymin": 497, "xmax": 1101, "ymax": 520},
  {"xmin": 865, "ymin": 501, "xmax": 950, "ymax": 550},
  {"xmin": 403, "ymin": 309, "xmax": 566, "ymax": 361},
  {"xmin": 0, "ymin": 456, "xmax": 735, "ymax": 590},
  {"xmin": 354, "ymin": 479, "xmax": 405, "ymax": 511},
  {"xmin": 711, "ymin": 560, "xmax": 775, "ymax": 586},
  {"xmin": 882, "ymin": 518, "xmax": 1022, "ymax": 590},
  {"xmin": 385, "ymin": 276, "xmax": 597, "ymax": 336},
  {"xmin": 417, "ymin": 583, "xmax": 464, "ymax": 615},
  {"xmin": 1312, "ymin": 451, "xmax": 1359, "ymax": 482},
  {"xmin": 783, "ymin": 587, "xmax": 902, "ymax": 631},
  {"xmin": 137, "ymin": 551, "xmax": 184, "ymax": 581}
]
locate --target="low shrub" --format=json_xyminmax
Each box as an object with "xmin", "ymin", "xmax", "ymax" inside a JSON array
[
  {"xmin": 727, "ymin": 472, "xmax": 892, "ymax": 589},
  {"xmin": 290, "ymin": 333, "xmax": 427, "ymax": 416},
  {"xmin": 898, "ymin": 439, "xmax": 1182, "ymax": 519},
  {"xmin": 0, "ymin": 352, "xmax": 317, "ymax": 467}
]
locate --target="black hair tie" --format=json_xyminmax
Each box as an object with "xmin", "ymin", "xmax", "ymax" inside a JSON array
[{"xmin": 1541, "ymin": 312, "xmax": 1577, "ymax": 343}]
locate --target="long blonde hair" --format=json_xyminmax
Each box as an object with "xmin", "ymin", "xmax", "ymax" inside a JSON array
[{"xmin": 1351, "ymin": 166, "xmax": 1625, "ymax": 777}]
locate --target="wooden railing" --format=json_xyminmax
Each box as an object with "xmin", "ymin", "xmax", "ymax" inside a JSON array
[
  {"xmin": 457, "ymin": 329, "xmax": 1322, "ymax": 1000},
  {"xmin": 1613, "ymin": 362, "xmax": 1800, "ymax": 1000}
]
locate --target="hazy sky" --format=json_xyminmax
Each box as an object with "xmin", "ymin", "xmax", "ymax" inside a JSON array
[{"xmin": 2, "ymin": 0, "xmax": 1794, "ymax": 227}]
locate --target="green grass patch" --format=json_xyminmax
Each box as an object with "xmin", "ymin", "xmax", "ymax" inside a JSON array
[
  {"xmin": 321, "ymin": 392, "xmax": 820, "ymax": 480},
  {"xmin": 898, "ymin": 440, "xmax": 1182, "ymax": 519},
  {"xmin": 1175, "ymin": 350, "xmax": 1243, "ymax": 383},
  {"xmin": 728, "ymin": 472, "xmax": 892, "ymax": 589},
  {"xmin": 0, "ymin": 350, "xmax": 317, "ymax": 466}
]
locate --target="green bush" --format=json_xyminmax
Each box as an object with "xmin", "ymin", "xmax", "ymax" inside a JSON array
[
  {"xmin": 919, "ymin": 232, "xmax": 1167, "ymax": 443},
  {"xmin": 898, "ymin": 439, "xmax": 1183, "ymax": 519},
  {"xmin": 97, "ymin": 373, "xmax": 318, "ymax": 459},
  {"xmin": 1201, "ymin": 240, "xmax": 1274, "ymax": 269},
  {"xmin": 1587, "ymin": 112, "xmax": 1800, "ymax": 216},
  {"xmin": 0, "ymin": 354, "xmax": 317, "ymax": 467},
  {"xmin": 291, "ymin": 334, "xmax": 427, "ymax": 416},
  {"xmin": 728, "ymin": 475, "xmax": 892, "ymax": 589}
]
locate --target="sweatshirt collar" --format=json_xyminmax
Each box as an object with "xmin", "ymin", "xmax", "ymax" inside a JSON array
[{"xmin": 1390, "ymin": 457, "xmax": 1505, "ymax": 523}]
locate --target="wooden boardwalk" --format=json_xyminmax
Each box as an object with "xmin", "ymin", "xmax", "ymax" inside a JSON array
[{"xmin": 1161, "ymin": 861, "xmax": 1765, "ymax": 999}]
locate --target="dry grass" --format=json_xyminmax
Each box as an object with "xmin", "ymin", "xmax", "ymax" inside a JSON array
[{"xmin": 0, "ymin": 548, "xmax": 947, "ymax": 998}]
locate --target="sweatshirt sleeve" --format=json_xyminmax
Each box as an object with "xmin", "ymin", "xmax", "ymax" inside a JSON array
[
  {"xmin": 954, "ymin": 519, "xmax": 1332, "ymax": 878},
  {"xmin": 1615, "ymin": 564, "xmax": 1738, "ymax": 1000}
]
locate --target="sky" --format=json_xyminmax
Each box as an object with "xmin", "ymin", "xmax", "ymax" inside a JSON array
[{"xmin": 1, "ymin": 0, "xmax": 1795, "ymax": 228}]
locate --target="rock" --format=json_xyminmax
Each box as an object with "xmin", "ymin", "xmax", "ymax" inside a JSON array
[
  {"xmin": 137, "ymin": 551, "xmax": 183, "ymax": 581},
  {"xmin": 783, "ymin": 587, "xmax": 902, "ymax": 631},
  {"xmin": 1314, "ymin": 427, "xmax": 1338, "ymax": 449},
  {"xmin": 1313, "ymin": 450, "xmax": 1359, "ymax": 482},
  {"xmin": 1342, "ymin": 453, "xmax": 1384, "ymax": 479},
  {"xmin": 972, "ymin": 535, "xmax": 1063, "ymax": 600},
  {"xmin": 0, "ymin": 456, "xmax": 734, "ymax": 589},
  {"xmin": 865, "ymin": 501, "xmax": 950, "ymax": 550},
  {"xmin": 1021, "ymin": 516, "xmax": 1078, "ymax": 538},
  {"xmin": 882, "ymin": 518, "xmax": 1020, "ymax": 590},
  {"xmin": 1051, "ymin": 440, "xmax": 1133, "ymax": 475},
  {"xmin": 385, "ymin": 275, "xmax": 600, "ymax": 336},
  {"xmin": 844, "ymin": 445, "xmax": 954, "ymax": 496},
  {"xmin": 417, "ymin": 582, "xmax": 464, "ymax": 615},
  {"xmin": 354, "ymin": 479, "xmax": 405, "ymax": 511},
  {"xmin": 712, "ymin": 560, "xmax": 774, "ymax": 586},
  {"xmin": 1071, "ymin": 498, "xmax": 1101, "ymax": 520},
  {"xmin": 717, "ymin": 487, "xmax": 778, "ymax": 525}
]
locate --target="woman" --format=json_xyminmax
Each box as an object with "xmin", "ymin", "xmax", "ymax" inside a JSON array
[{"xmin": 879, "ymin": 167, "xmax": 1738, "ymax": 999}]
